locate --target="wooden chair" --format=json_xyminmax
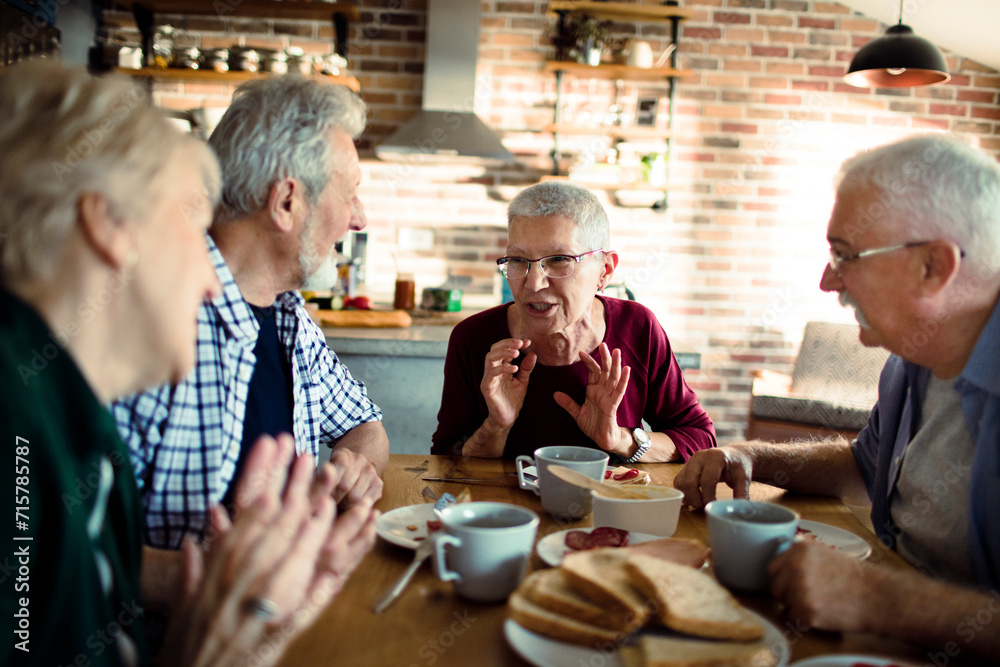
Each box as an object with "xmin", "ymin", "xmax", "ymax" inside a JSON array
[{"xmin": 746, "ymin": 322, "xmax": 889, "ymax": 443}]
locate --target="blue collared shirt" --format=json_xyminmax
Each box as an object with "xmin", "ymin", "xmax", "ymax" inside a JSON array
[
  {"xmin": 852, "ymin": 300, "xmax": 1000, "ymax": 591},
  {"xmin": 111, "ymin": 235, "xmax": 382, "ymax": 549}
]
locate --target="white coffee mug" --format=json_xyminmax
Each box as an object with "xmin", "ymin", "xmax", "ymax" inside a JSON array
[
  {"xmin": 432, "ymin": 502, "xmax": 539, "ymax": 602},
  {"xmin": 705, "ymin": 499, "xmax": 799, "ymax": 592},
  {"xmin": 516, "ymin": 446, "xmax": 608, "ymax": 519}
]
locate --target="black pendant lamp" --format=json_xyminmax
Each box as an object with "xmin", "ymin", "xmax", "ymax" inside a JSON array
[{"xmin": 844, "ymin": 0, "xmax": 949, "ymax": 88}]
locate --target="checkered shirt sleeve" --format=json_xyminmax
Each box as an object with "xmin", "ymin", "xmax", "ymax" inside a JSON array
[{"xmin": 111, "ymin": 236, "xmax": 382, "ymax": 549}]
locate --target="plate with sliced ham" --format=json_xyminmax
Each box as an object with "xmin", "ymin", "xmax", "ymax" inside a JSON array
[{"xmin": 535, "ymin": 529, "xmax": 711, "ymax": 568}]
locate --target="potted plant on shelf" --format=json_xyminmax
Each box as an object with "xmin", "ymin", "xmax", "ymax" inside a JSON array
[{"xmin": 565, "ymin": 15, "xmax": 613, "ymax": 66}]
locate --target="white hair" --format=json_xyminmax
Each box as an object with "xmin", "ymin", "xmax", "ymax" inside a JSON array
[
  {"xmin": 507, "ymin": 181, "xmax": 610, "ymax": 251},
  {"xmin": 0, "ymin": 61, "xmax": 218, "ymax": 285},
  {"xmin": 208, "ymin": 76, "xmax": 366, "ymax": 222},
  {"xmin": 836, "ymin": 134, "xmax": 1000, "ymax": 274}
]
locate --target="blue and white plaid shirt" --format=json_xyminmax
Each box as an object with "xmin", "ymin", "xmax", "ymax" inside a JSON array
[{"xmin": 111, "ymin": 235, "xmax": 382, "ymax": 549}]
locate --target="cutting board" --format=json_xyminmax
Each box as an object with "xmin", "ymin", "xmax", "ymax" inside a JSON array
[
  {"xmin": 317, "ymin": 309, "xmax": 412, "ymax": 328},
  {"xmin": 406, "ymin": 308, "xmax": 470, "ymax": 326}
]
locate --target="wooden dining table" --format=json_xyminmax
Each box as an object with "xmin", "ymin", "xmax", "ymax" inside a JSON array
[{"xmin": 277, "ymin": 454, "xmax": 941, "ymax": 666}]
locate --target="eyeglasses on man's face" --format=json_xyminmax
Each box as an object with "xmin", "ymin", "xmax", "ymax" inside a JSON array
[
  {"xmin": 496, "ymin": 249, "xmax": 604, "ymax": 280},
  {"xmin": 826, "ymin": 240, "xmax": 964, "ymax": 275}
]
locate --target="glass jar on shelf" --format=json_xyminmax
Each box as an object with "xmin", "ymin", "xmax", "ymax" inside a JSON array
[
  {"xmin": 266, "ymin": 50, "xmax": 288, "ymax": 74},
  {"xmin": 203, "ymin": 48, "xmax": 229, "ymax": 73},
  {"xmin": 151, "ymin": 25, "xmax": 174, "ymax": 69},
  {"xmin": 174, "ymin": 46, "xmax": 201, "ymax": 70},
  {"xmin": 229, "ymin": 47, "xmax": 260, "ymax": 73}
]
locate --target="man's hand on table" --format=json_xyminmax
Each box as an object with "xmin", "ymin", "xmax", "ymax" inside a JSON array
[
  {"xmin": 329, "ymin": 447, "xmax": 384, "ymax": 508},
  {"xmin": 768, "ymin": 541, "xmax": 880, "ymax": 634},
  {"xmin": 673, "ymin": 447, "xmax": 753, "ymax": 509}
]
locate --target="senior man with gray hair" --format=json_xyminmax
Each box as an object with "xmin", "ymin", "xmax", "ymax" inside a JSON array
[
  {"xmin": 675, "ymin": 134, "xmax": 1000, "ymax": 661},
  {"xmin": 112, "ymin": 76, "xmax": 388, "ymax": 610}
]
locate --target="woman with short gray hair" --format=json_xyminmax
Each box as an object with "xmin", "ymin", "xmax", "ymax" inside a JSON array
[{"xmin": 433, "ymin": 180, "xmax": 716, "ymax": 462}]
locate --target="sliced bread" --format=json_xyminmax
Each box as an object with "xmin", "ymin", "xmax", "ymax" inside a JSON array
[
  {"xmin": 520, "ymin": 569, "xmax": 623, "ymax": 629},
  {"xmin": 625, "ymin": 555, "xmax": 765, "ymax": 641},
  {"xmin": 508, "ymin": 590, "xmax": 624, "ymax": 648},
  {"xmin": 561, "ymin": 548, "xmax": 652, "ymax": 633},
  {"xmin": 636, "ymin": 634, "xmax": 778, "ymax": 667}
]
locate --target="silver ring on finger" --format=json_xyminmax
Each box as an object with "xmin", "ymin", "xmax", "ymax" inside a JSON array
[{"xmin": 246, "ymin": 596, "xmax": 278, "ymax": 621}]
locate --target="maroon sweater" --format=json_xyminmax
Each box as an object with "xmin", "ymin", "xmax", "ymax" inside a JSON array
[{"xmin": 431, "ymin": 296, "xmax": 716, "ymax": 460}]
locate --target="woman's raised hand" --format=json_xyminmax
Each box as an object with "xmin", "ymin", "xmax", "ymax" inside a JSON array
[
  {"xmin": 553, "ymin": 343, "xmax": 631, "ymax": 454},
  {"xmin": 479, "ymin": 337, "xmax": 536, "ymax": 429}
]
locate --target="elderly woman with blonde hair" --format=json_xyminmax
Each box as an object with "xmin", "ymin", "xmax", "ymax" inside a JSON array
[{"xmin": 0, "ymin": 62, "xmax": 376, "ymax": 666}]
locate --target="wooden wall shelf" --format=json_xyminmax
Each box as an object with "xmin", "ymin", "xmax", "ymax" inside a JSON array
[
  {"xmin": 540, "ymin": 174, "xmax": 675, "ymax": 192},
  {"xmin": 116, "ymin": 67, "xmax": 360, "ymax": 91},
  {"xmin": 546, "ymin": 1, "xmax": 693, "ymax": 22},
  {"xmin": 101, "ymin": 1, "xmax": 360, "ymax": 21},
  {"xmin": 544, "ymin": 123, "xmax": 672, "ymax": 141},
  {"xmin": 545, "ymin": 61, "xmax": 690, "ymax": 80}
]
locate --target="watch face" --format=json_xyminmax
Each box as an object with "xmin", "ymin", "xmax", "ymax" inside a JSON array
[{"xmin": 633, "ymin": 428, "xmax": 650, "ymax": 445}]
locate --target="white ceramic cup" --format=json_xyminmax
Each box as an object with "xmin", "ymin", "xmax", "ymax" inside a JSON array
[
  {"xmin": 592, "ymin": 485, "xmax": 684, "ymax": 536},
  {"xmin": 432, "ymin": 502, "xmax": 539, "ymax": 602},
  {"xmin": 516, "ymin": 446, "xmax": 608, "ymax": 519},
  {"xmin": 705, "ymin": 499, "xmax": 799, "ymax": 592}
]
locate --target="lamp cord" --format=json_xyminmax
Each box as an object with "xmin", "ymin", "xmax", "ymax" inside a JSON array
[{"xmin": 896, "ymin": 0, "xmax": 903, "ymax": 25}]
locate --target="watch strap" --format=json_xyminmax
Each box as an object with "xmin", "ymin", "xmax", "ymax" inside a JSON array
[{"xmin": 624, "ymin": 428, "xmax": 650, "ymax": 463}]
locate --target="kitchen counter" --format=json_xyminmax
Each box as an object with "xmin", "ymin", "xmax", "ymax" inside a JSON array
[
  {"xmin": 323, "ymin": 324, "xmax": 451, "ymax": 358},
  {"xmin": 325, "ymin": 324, "xmax": 453, "ymax": 455}
]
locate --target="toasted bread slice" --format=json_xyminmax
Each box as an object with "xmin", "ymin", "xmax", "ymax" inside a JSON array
[
  {"xmin": 618, "ymin": 645, "xmax": 646, "ymax": 667},
  {"xmin": 561, "ymin": 549, "xmax": 652, "ymax": 633},
  {"xmin": 625, "ymin": 555, "xmax": 765, "ymax": 641},
  {"xmin": 636, "ymin": 634, "xmax": 778, "ymax": 667},
  {"xmin": 521, "ymin": 569, "xmax": 628, "ymax": 629},
  {"xmin": 508, "ymin": 590, "xmax": 624, "ymax": 648}
]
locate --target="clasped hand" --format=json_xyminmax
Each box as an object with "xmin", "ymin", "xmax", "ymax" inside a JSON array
[{"xmin": 158, "ymin": 433, "xmax": 378, "ymax": 667}]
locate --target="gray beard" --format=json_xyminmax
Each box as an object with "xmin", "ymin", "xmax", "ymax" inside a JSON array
[{"xmin": 301, "ymin": 250, "xmax": 340, "ymax": 291}]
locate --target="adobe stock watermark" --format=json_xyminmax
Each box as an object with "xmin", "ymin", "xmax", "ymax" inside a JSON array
[
  {"xmin": 17, "ymin": 267, "xmax": 135, "ymax": 386},
  {"xmin": 50, "ymin": 86, "xmax": 146, "ymax": 183},
  {"xmin": 406, "ymin": 609, "xmax": 478, "ymax": 666}
]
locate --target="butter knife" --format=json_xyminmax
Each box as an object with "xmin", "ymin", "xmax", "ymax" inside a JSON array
[
  {"xmin": 421, "ymin": 472, "xmax": 533, "ymax": 483},
  {"xmin": 374, "ymin": 539, "xmax": 434, "ymax": 614}
]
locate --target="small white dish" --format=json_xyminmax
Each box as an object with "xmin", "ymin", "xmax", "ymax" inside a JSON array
[
  {"xmin": 535, "ymin": 528, "xmax": 661, "ymax": 567},
  {"xmin": 592, "ymin": 485, "xmax": 684, "ymax": 537},
  {"xmin": 376, "ymin": 503, "xmax": 439, "ymax": 549},
  {"xmin": 797, "ymin": 520, "xmax": 873, "ymax": 559}
]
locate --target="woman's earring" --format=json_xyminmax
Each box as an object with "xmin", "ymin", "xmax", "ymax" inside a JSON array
[{"xmin": 124, "ymin": 249, "xmax": 139, "ymax": 270}]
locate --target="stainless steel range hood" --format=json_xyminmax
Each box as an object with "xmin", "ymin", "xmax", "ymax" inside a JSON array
[{"xmin": 375, "ymin": 0, "xmax": 515, "ymax": 164}]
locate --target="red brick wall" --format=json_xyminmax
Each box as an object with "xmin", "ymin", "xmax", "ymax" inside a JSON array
[{"xmin": 104, "ymin": 0, "xmax": 1000, "ymax": 440}]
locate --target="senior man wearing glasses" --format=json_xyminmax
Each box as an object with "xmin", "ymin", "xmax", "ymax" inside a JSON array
[
  {"xmin": 432, "ymin": 181, "xmax": 716, "ymax": 461},
  {"xmin": 675, "ymin": 134, "xmax": 1000, "ymax": 661}
]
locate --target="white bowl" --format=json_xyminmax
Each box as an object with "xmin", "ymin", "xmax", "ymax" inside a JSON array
[{"xmin": 591, "ymin": 485, "xmax": 683, "ymax": 537}]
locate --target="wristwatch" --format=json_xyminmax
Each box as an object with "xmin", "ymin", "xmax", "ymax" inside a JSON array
[{"xmin": 624, "ymin": 427, "xmax": 651, "ymax": 463}]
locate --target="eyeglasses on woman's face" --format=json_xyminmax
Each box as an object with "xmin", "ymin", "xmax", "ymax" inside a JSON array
[{"xmin": 496, "ymin": 249, "xmax": 604, "ymax": 280}]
